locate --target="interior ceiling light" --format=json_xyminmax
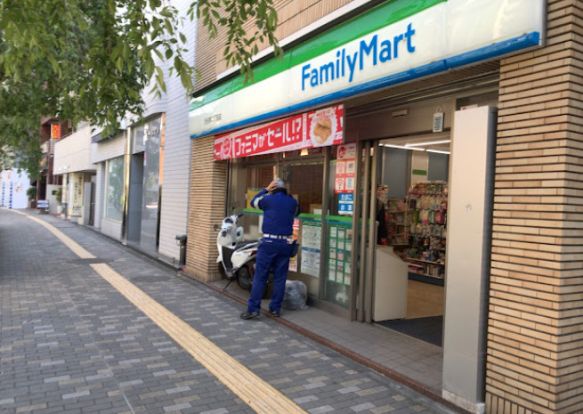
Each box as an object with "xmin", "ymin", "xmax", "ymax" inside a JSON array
[
  {"xmin": 427, "ymin": 149, "xmax": 451, "ymax": 155},
  {"xmin": 405, "ymin": 139, "xmax": 451, "ymax": 147},
  {"xmin": 382, "ymin": 144, "xmax": 425, "ymax": 151},
  {"xmin": 300, "ymin": 148, "xmax": 309, "ymax": 156}
]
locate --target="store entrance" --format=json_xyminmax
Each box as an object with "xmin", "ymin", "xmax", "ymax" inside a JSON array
[{"xmin": 368, "ymin": 134, "xmax": 451, "ymax": 347}]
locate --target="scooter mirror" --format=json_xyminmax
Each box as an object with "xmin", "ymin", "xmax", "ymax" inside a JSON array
[{"xmin": 237, "ymin": 213, "xmax": 244, "ymax": 218}]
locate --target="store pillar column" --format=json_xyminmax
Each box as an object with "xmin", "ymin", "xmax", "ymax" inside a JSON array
[
  {"xmin": 185, "ymin": 136, "xmax": 227, "ymax": 282},
  {"xmin": 442, "ymin": 106, "xmax": 496, "ymax": 413},
  {"xmin": 485, "ymin": 1, "xmax": 583, "ymax": 413}
]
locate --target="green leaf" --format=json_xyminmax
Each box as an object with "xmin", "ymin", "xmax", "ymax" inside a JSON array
[{"xmin": 0, "ymin": 0, "xmax": 280, "ymax": 177}]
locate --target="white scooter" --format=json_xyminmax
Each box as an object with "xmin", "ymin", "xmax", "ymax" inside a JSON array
[{"xmin": 216, "ymin": 213, "xmax": 259, "ymax": 291}]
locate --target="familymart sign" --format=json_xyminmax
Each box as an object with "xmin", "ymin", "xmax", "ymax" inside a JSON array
[
  {"xmin": 189, "ymin": 0, "xmax": 545, "ymax": 139},
  {"xmin": 302, "ymin": 22, "xmax": 417, "ymax": 91}
]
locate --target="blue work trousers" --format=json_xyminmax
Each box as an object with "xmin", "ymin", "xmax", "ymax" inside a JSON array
[{"xmin": 247, "ymin": 239, "xmax": 292, "ymax": 313}]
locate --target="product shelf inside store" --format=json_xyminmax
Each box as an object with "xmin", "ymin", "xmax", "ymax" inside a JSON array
[
  {"xmin": 406, "ymin": 257, "xmax": 444, "ymax": 266},
  {"xmin": 408, "ymin": 272, "xmax": 445, "ymax": 286}
]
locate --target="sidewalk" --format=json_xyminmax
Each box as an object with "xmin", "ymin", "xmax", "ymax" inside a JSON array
[
  {"xmin": 0, "ymin": 209, "xmax": 459, "ymax": 414},
  {"xmin": 211, "ymin": 281, "xmax": 444, "ymax": 394}
]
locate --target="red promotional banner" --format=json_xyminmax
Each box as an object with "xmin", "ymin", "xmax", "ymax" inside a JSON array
[{"xmin": 214, "ymin": 104, "xmax": 344, "ymax": 160}]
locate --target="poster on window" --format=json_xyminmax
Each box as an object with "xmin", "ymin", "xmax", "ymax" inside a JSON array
[
  {"xmin": 300, "ymin": 219, "xmax": 321, "ymax": 277},
  {"xmin": 335, "ymin": 143, "xmax": 357, "ymax": 194},
  {"xmin": 301, "ymin": 250, "xmax": 320, "ymax": 277},
  {"xmin": 327, "ymin": 221, "xmax": 353, "ymax": 285},
  {"xmin": 338, "ymin": 193, "xmax": 354, "ymax": 216}
]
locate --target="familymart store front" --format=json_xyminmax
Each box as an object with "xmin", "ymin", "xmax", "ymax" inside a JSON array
[{"xmin": 187, "ymin": 0, "xmax": 546, "ymax": 412}]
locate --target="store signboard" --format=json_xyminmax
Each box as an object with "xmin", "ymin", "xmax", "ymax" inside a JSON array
[
  {"xmin": 213, "ymin": 105, "xmax": 344, "ymax": 160},
  {"xmin": 190, "ymin": 0, "xmax": 544, "ymax": 138}
]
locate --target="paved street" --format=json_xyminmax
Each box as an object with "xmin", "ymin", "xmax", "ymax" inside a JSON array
[{"xmin": 0, "ymin": 209, "xmax": 457, "ymax": 414}]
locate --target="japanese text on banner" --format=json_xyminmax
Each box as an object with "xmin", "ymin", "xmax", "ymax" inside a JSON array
[{"xmin": 214, "ymin": 105, "xmax": 344, "ymax": 160}]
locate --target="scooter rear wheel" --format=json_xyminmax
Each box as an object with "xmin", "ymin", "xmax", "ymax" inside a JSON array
[
  {"xmin": 236, "ymin": 265, "xmax": 272, "ymax": 299},
  {"xmin": 236, "ymin": 265, "xmax": 253, "ymax": 291}
]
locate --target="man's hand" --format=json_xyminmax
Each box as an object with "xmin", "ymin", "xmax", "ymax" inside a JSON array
[{"xmin": 266, "ymin": 180, "xmax": 279, "ymax": 192}]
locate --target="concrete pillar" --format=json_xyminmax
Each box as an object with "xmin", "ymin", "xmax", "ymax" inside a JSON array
[{"xmin": 442, "ymin": 106, "xmax": 496, "ymax": 414}]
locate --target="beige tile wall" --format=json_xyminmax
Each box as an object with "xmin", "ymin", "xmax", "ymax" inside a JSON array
[
  {"xmin": 185, "ymin": 136, "xmax": 227, "ymax": 281},
  {"xmin": 194, "ymin": 0, "xmax": 354, "ymax": 91},
  {"xmin": 486, "ymin": 1, "xmax": 583, "ymax": 413}
]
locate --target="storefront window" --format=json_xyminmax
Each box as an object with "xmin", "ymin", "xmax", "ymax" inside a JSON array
[
  {"xmin": 124, "ymin": 116, "xmax": 164, "ymax": 253},
  {"xmin": 105, "ymin": 157, "xmax": 124, "ymax": 221},
  {"xmin": 227, "ymin": 146, "xmax": 360, "ymax": 309},
  {"xmin": 322, "ymin": 144, "xmax": 356, "ymax": 309},
  {"xmin": 283, "ymin": 153, "xmax": 324, "ymax": 295},
  {"xmin": 377, "ymin": 143, "xmax": 449, "ymax": 282},
  {"xmin": 140, "ymin": 117, "xmax": 162, "ymax": 252},
  {"xmin": 228, "ymin": 150, "xmax": 326, "ymax": 297},
  {"xmin": 371, "ymin": 138, "xmax": 450, "ymax": 331}
]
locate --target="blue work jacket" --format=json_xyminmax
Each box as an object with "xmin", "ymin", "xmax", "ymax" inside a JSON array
[{"xmin": 251, "ymin": 188, "xmax": 298, "ymax": 236}]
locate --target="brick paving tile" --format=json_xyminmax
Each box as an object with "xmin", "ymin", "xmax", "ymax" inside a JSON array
[{"xmin": 0, "ymin": 210, "xmax": 457, "ymax": 414}]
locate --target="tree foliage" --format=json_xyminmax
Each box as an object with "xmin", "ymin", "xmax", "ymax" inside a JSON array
[{"xmin": 0, "ymin": 0, "xmax": 279, "ymax": 176}]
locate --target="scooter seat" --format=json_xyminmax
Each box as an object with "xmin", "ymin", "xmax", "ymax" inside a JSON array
[{"xmin": 235, "ymin": 241, "xmax": 258, "ymax": 249}]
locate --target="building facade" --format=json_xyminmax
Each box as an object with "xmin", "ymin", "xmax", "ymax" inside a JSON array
[
  {"xmin": 38, "ymin": 117, "xmax": 70, "ymax": 213},
  {"xmin": 185, "ymin": 1, "xmax": 582, "ymax": 413},
  {"xmin": 90, "ymin": 130, "xmax": 127, "ymax": 239},
  {"xmin": 51, "ymin": 0, "xmax": 196, "ymax": 265},
  {"xmin": 54, "ymin": 122, "xmax": 97, "ymax": 224},
  {"xmin": 113, "ymin": 0, "xmax": 195, "ymax": 263}
]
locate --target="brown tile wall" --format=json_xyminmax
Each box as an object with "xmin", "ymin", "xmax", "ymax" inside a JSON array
[
  {"xmin": 184, "ymin": 136, "xmax": 227, "ymax": 282},
  {"xmin": 194, "ymin": 0, "xmax": 354, "ymax": 91},
  {"xmin": 486, "ymin": 1, "xmax": 583, "ymax": 413}
]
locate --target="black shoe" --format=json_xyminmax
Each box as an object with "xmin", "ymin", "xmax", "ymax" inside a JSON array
[
  {"xmin": 240, "ymin": 311, "xmax": 260, "ymax": 320},
  {"xmin": 269, "ymin": 309, "xmax": 281, "ymax": 317}
]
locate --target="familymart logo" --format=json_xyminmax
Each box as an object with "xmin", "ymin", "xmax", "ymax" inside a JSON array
[{"xmin": 301, "ymin": 23, "xmax": 416, "ymax": 91}]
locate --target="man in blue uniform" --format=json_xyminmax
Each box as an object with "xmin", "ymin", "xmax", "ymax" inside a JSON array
[{"xmin": 240, "ymin": 178, "xmax": 298, "ymax": 320}]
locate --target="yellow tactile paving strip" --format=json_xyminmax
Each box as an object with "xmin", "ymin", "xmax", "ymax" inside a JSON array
[
  {"xmin": 19, "ymin": 212, "xmax": 96, "ymax": 259},
  {"xmin": 19, "ymin": 212, "xmax": 306, "ymax": 414}
]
